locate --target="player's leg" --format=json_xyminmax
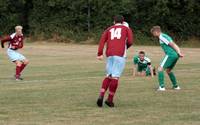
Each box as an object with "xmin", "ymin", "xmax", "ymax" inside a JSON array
[
  {"xmin": 20, "ymin": 59, "xmax": 29, "ymax": 74},
  {"xmin": 97, "ymin": 57, "xmax": 113, "ymax": 107},
  {"xmin": 105, "ymin": 77, "xmax": 119, "ymax": 107},
  {"xmin": 15, "ymin": 52, "xmax": 27, "ymax": 79},
  {"xmin": 157, "ymin": 66, "xmax": 165, "ymax": 90},
  {"xmin": 106, "ymin": 56, "xmax": 126, "ymax": 107},
  {"xmin": 136, "ymin": 68, "xmax": 146, "ymax": 76},
  {"xmin": 137, "ymin": 66, "xmax": 142, "ymax": 76},
  {"xmin": 14, "ymin": 60, "xmax": 23, "ymax": 80},
  {"xmin": 97, "ymin": 76, "xmax": 111, "ymax": 107},
  {"xmin": 166, "ymin": 68, "xmax": 178, "ymax": 88},
  {"xmin": 140, "ymin": 71, "xmax": 146, "ymax": 77},
  {"xmin": 166, "ymin": 57, "xmax": 180, "ymax": 90},
  {"xmin": 7, "ymin": 49, "xmax": 24, "ymax": 80},
  {"xmin": 157, "ymin": 55, "xmax": 169, "ymax": 91},
  {"xmin": 99, "ymin": 77, "xmax": 111, "ymax": 97}
]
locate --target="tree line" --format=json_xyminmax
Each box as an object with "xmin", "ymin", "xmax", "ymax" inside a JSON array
[{"xmin": 0, "ymin": 0, "xmax": 200, "ymax": 44}]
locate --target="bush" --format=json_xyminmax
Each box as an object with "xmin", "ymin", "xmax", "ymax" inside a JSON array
[{"xmin": 0, "ymin": 0, "xmax": 200, "ymax": 45}]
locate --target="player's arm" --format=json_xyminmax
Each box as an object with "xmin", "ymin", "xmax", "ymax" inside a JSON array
[
  {"xmin": 133, "ymin": 64, "xmax": 138, "ymax": 77},
  {"xmin": 97, "ymin": 30, "xmax": 108, "ymax": 60},
  {"xmin": 133, "ymin": 56, "xmax": 138, "ymax": 77},
  {"xmin": 160, "ymin": 35, "xmax": 184, "ymax": 57},
  {"xmin": 126, "ymin": 28, "xmax": 134, "ymax": 49},
  {"xmin": 18, "ymin": 39, "xmax": 24, "ymax": 49},
  {"xmin": 1, "ymin": 36, "xmax": 11, "ymax": 48},
  {"xmin": 146, "ymin": 57, "xmax": 154, "ymax": 77},
  {"xmin": 147, "ymin": 63, "xmax": 154, "ymax": 77},
  {"xmin": 168, "ymin": 42, "xmax": 184, "ymax": 57}
]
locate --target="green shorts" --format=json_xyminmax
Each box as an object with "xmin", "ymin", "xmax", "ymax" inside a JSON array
[
  {"xmin": 137, "ymin": 66, "xmax": 147, "ymax": 72},
  {"xmin": 160, "ymin": 55, "xmax": 179, "ymax": 69},
  {"xmin": 137, "ymin": 66, "xmax": 151, "ymax": 76}
]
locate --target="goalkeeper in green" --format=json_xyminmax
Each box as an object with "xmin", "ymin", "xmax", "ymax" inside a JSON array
[{"xmin": 133, "ymin": 51, "xmax": 155, "ymax": 77}]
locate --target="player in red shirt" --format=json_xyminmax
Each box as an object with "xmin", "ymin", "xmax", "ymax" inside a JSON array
[
  {"xmin": 97, "ymin": 15, "xmax": 134, "ymax": 107},
  {"xmin": 1, "ymin": 25, "xmax": 29, "ymax": 80}
]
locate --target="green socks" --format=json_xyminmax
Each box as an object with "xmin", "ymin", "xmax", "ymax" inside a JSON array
[
  {"xmin": 158, "ymin": 71, "xmax": 178, "ymax": 88},
  {"xmin": 158, "ymin": 71, "xmax": 164, "ymax": 88},
  {"xmin": 168, "ymin": 72, "xmax": 178, "ymax": 87}
]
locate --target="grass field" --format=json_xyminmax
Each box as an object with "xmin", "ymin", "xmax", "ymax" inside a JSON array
[{"xmin": 0, "ymin": 43, "xmax": 200, "ymax": 125}]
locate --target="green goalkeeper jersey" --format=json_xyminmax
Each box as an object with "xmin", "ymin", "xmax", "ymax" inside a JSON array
[
  {"xmin": 133, "ymin": 55, "xmax": 151, "ymax": 69},
  {"xmin": 159, "ymin": 33, "xmax": 178, "ymax": 57}
]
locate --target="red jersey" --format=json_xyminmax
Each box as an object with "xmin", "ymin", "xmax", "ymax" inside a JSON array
[
  {"xmin": 97, "ymin": 23, "xmax": 133, "ymax": 57},
  {"xmin": 1, "ymin": 33, "xmax": 24, "ymax": 49}
]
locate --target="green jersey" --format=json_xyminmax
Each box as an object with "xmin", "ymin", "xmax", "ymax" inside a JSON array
[
  {"xmin": 159, "ymin": 33, "xmax": 178, "ymax": 57},
  {"xmin": 133, "ymin": 55, "xmax": 151, "ymax": 69}
]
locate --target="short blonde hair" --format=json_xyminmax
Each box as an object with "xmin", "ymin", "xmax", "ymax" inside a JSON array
[
  {"xmin": 150, "ymin": 26, "xmax": 161, "ymax": 33},
  {"xmin": 15, "ymin": 25, "xmax": 23, "ymax": 30}
]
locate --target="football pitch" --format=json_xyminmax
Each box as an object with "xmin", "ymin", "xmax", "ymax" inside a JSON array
[{"xmin": 0, "ymin": 43, "xmax": 200, "ymax": 125}]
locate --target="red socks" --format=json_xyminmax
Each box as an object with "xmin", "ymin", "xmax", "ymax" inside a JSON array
[
  {"xmin": 20, "ymin": 64, "xmax": 26, "ymax": 73},
  {"xmin": 108, "ymin": 79, "xmax": 118, "ymax": 102},
  {"xmin": 15, "ymin": 64, "xmax": 27, "ymax": 78},
  {"xmin": 99, "ymin": 77, "xmax": 119, "ymax": 102},
  {"xmin": 100, "ymin": 77, "xmax": 111, "ymax": 97},
  {"xmin": 16, "ymin": 66, "xmax": 21, "ymax": 78}
]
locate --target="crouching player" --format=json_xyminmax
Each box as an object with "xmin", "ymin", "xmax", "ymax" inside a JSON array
[
  {"xmin": 96, "ymin": 15, "xmax": 133, "ymax": 107},
  {"xmin": 151, "ymin": 26, "xmax": 183, "ymax": 91},
  {"xmin": 133, "ymin": 51, "xmax": 155, "ymax": 77},
  {"xmin": 0, "ymin": 25, "xmax": 29, "ymax": 80}
]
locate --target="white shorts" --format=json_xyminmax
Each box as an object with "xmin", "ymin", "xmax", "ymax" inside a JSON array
[
  {"xmin": 106, "ymin": 56, "xmax": 126, "ymax": 77},
  {"xmin": 7, "ymin": 48, "xmax": 26, "ymax": 62}
]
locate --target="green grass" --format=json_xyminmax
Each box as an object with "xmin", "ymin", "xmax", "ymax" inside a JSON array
[{"xmin": 0, "ymin": 44, "xmax": 200, "ymax": 125}]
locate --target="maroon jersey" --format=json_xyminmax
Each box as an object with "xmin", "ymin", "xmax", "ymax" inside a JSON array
[
  {"xmin": 1, "ymin": 33, "xmax": 24, "ymax": 49},
  {"xmin": 97, "ymin": 23, "xmax": 133, "ymax": 57}
]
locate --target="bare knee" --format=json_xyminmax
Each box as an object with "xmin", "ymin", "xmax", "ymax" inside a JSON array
[
  {"xmin": 15, "ymin": 61, "xmax": 22, "ymax": 67},
  {"xmin": 23, "ymin": 59, "xmax": 29, "ymax": 65},
  {"xmin": 141, "ymin": 71, "xmax": 146, "ymax": 77}
]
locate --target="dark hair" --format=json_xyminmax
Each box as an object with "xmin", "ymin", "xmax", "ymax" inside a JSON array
[
  {"xmin": 114, "ymin": 15, "xmax": 124, "ymax": 23},
  {"xmin": 139, "ymin": 51, "xmax": 145, "ymax": 55}
]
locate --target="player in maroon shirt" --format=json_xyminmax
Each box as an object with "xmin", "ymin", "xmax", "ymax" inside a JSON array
[
  {"xmin": 97, "ymin": 15, "xmax": 134, "ymax": 107},
  {"xmin": 1, "ymin": 26, "xmax": 29, "ymax": 80}
]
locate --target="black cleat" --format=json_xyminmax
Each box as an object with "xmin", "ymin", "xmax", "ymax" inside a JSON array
[
  {"xmin": 97, "ymin": 96, "xmax": 104, "ymax": 107},
  {"xmin": 15, "ymin": 75, "xmax": 23, "ymax": 81},
  {"xmin": 16, "ymin": 77, "xmax": 23, "ymax": 81},
  {"xmin": 105, "ymin": 100, "xmax": 114, "ymax": 107}
]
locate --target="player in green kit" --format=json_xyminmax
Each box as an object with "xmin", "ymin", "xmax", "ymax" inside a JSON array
[
  {"xmin": 151, "ymin": 26, "xmax": 184, "ymax": 91},
  {"xmin": 133, "ymin": 51, "xmax": 155, "ymax": 77}
]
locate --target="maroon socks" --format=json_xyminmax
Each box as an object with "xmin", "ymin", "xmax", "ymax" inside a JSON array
[
  {"xmin": 20, "ymin": 64, "xmax": 26, "ymax": 74},
  {"xmin": 108, "ymin": 79, "xmax": 118, "ymax": 102},
  {"xmin": 99, "ymin": 77, "xmax": 119, "ymax": 102},
  {"xmin": 16, "ymin": 66, "xmax": 21, "ymax": 78},
  {"xmin": 15, "ymin": 64, "xmax": 27, "ymax": 78},
  {"xmin": 100, "ymin": 77, "xmax": 111, "ymax": 97}
]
